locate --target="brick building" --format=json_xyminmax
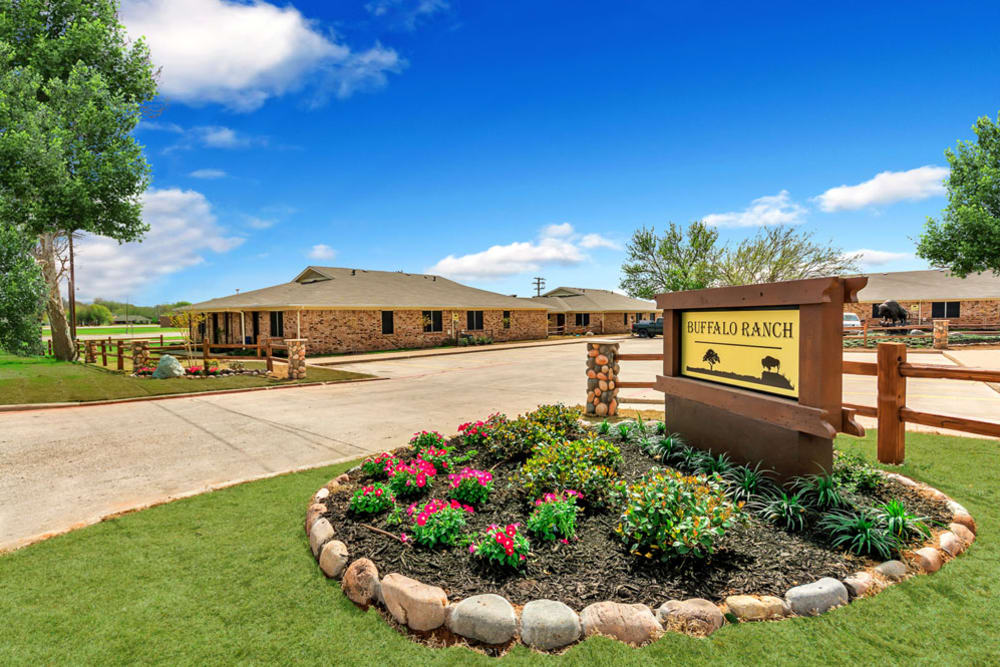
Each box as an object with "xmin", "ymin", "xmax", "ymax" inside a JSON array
[
  {"xmin": 182, "ymin": 266, "xmax": 550, "ymax": 355},
  {"xmin": 531, "ymin": 286, "xmax": 660, "ymax": 335},
  {"xmin": 844, "ymin": 269, "xmax": 1000, "ymax": 325}
]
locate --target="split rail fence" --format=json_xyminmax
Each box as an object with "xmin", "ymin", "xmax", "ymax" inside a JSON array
[
  {"xmin": 69, "ymin": 336, "xmax": 289, "ymax": 374},
  {"xmin": 615, "ymin": 342, "xmax": 1000, "ymax": 464},
  {"xmin": 843, "ymin": 320, "xmax": 1000, "ymax": 347}
]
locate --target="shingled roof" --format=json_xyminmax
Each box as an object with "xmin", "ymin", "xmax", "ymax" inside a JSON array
[
  {"xmin": 181, "ymin": 267, "xmax": 547, "ymax": 311},
  {"xmin": 530, "ymin": 286, "xmax": 659, "ymax": 313},
  {"xmin": 856, "ymin": 269, "xmax": 1000, "ymax": 302}
]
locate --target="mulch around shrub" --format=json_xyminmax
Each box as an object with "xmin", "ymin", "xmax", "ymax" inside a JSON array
[{"xmin": 321, "ymin": 436, "xmax": 951, "ymax": 609}]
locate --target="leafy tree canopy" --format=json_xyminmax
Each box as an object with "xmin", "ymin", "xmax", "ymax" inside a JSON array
[
  {"xmin": 916, "ymin": 112, "xmax": 1000, "ymax": 276},
  {"xmin": 619, "ymin": 221, "xmax": 721, "ymax": 298},
  {"xmin": 714, "ymin": 226, "xmax": 859, "ymax": 287},
  {"xmin": 0, "ymin": 222, "xmax": 45, "ymax": 355}
]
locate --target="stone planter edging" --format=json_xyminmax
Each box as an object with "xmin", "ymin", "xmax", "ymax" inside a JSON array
[{"xmin": 306, "ymin": 469, "xmax": 976, "ymax": 652}]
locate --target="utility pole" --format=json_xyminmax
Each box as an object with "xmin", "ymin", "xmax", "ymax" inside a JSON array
[{"xmin": 532, "ymin": 277, "xmax": 546, "ymax": 296}]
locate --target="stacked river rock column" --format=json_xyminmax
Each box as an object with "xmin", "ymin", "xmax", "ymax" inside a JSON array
[
  {"xmin": 284, "ymin": 339, "xmax": 308, "ymax": 379},
  {"xmin": 933, "ymin": 319, "xmax": 949, "ymax": 350},
  {"xmin": 84, "ymin": 340, "xmax": 97, "ymax": 364},
  {"xmin": 132, "ymin": 341, "xmax": 150, "ymax": 369},
  {"xmin": 586, "ymin": 340, "xmax": 620, "ymax": 417}
]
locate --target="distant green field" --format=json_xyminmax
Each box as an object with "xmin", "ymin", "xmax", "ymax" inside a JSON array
[{"xmin": 41, "ymin": 326, "xmax": 185, "ymax": 338}]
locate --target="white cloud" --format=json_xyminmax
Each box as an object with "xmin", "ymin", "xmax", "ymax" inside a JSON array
[
  {"xmin": 703, "ymin": 190, "xmax": 807, "ymax": 228},
  {"xmin": 814, "ymin": 166, "xmax": 949, "ymax": 212},
  {"xmin": 843, "ymin": 248, "xmax": 912, "ymax": 267},
  {"xmin": 121, "ymin": 0, "xmax": 404, "ymax": 111},
  {"xmin": 308, "ymin": 244, "xmax": 337, "ymax": 260},
  {"xmin": 246, "ymin": 216, "xmax": 276, "ymax": 230},
  {"xmin": 541, "ymin": 222, "xmax": 574, "ymax": 238},
  {"xmin": 579, "ymin": 233, "xmax": 621, "ymax": 250},
  {"xmin": 366, "ymin": 0, "xmax": 449, "ymax": 30},
  {"xmin": 140, "ymin": 122, "xmax": 266, "ymax": 152},
  {"xmin": 74, "ymin": 188, "xmax": 243, "ymax": 300},
  {"xmin": 189, "ymin": 168, "xmax": 227, "ymax": 179}
]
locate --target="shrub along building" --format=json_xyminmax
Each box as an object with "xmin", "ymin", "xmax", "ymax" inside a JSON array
[
  {"xmin": 180, "ymin": 266, "xmax": 550, "ymax": 355},
  {"xmin": 531, "ymin": 287, "xmax": 660, "ymax": 335},
  {"xmin": 843, "ymin": 269, "xmax": 1000, "ymax": 325}
]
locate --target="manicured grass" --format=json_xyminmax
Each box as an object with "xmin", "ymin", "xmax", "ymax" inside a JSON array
[
  {"xmin": 1, "ymin": 429, "xmax": 996, "ymax": 664},
  {"xmin": 0, "ymin": 354, "xmax": 373, "ymax": 405}
]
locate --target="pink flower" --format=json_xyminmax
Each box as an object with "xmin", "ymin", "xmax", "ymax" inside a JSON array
[
  {"xmin": 468, "ymin": 544, "xmax": 476, "ymax": 554},
  {"xmin": 416, "ymin": 515, "xmax": 427, "ymax": 526},
  {"xmin": 400, "ymin": 533, "xmax": 409, "ymax": 542}
]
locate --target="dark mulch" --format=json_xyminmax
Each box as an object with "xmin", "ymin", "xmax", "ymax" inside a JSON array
[{"xmin": 321, "ymin": 436, "xmax": 950, "ymax": 609}]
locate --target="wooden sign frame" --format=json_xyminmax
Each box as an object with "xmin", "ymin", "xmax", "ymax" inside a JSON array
[{"xmin": 655, "ymin": 276, "xmax": 867, "ymax": 478}]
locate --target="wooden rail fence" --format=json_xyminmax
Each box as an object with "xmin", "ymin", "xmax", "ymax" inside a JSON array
[
  {"xmin": 72, "ymin": 336, "xmax": 289, "ymax": 374},
  {"xmin": 615, "ymin": 342, "xmax": 1000, "ymax": 463}
]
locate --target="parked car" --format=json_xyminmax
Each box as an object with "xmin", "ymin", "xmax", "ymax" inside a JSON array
[
  {"xmin": 843, "ymin": 312, "xmax": 862, "ymax": 331},
  {"xmin": 632, "ymin": 317, "xmax": 663, "ymax": 337}
]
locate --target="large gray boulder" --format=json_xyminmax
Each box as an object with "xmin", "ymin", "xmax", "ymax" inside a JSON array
[
  {"xmin": 520, "ymin": 599, "xmax": 581, "ymax": 650},
  {"xmin": 151, "ymin": 354, "xmax": 185, "ymax": 379},
  {"xmin": 447, "ymin": 594, "xmax": 517, "ymax": 645},
  {"xmin": 785, "ymin": 577, "xmax": 848, "ymax": 616}
]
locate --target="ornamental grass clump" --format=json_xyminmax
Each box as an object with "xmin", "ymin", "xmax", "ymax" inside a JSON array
[
  {"xmin": 470, "ymin": 523, "xmax": 531, "ymax": 568},
  {"xmin": 818, "ymin": 508, "xmax": 899, "ymax": 559},
  {"xmin": 792, "ymin": 473, "xmax": 848, "ymax": 510},
  {"xmin": 725, "ymin": 462, "xmax": 777, "ymax": 504},
  {"xmin": 387, "ymin": 458, "xmax": 437, "ymax": 499},
  {"xmin": 754, "ymin": 489, "xmax": 809, "ymax": 531},
  {"xmin": 615, "ymin": 469, "xmax": 741, "ymax": 560},
  {"xmin": 407, "ymin": 499, "xmax": 473, "ymax": 548},
  {"xmin": 517, "ymin": 438, "xmax": 621, "ymax": 507},
  {"xmin": 876, "ymin": 499, "xmax": 930, "ymax": 540},
  {"xmin": 447, "ymin": 467, "xmax": 494, "ymax": 506},
  {"xmin": 526, "ymin": 490, "xmax": 583, "ymax": 542},
  {"xmin": 348, "ymin": 483, "xmax": 395, "ymax": 515},
  {"xmin": 360, "ymin": 452, "xmax": 399, "ymax": 480}
]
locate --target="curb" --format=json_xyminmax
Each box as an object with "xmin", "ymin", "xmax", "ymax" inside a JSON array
[
  {"xmin": 0, "ymin": 376, "xmax": 386, "ymax": 414},
  {"xmin": 311, "ymin": 335, "xmax": 632, "ymax": 366}
]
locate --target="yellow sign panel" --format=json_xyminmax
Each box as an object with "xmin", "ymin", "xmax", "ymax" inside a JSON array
[{"xmin": 680, "ymin": 309, "xmax": 799, "ymax": 398}]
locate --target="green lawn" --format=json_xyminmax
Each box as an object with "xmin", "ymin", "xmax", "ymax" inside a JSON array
[
  {"xmin": 0, "ymin": 354, "xmax": 373, "ymax": 405},
  {"xmin": 0, "ymin": 430, "xmax": 996, "ymax": 665}
]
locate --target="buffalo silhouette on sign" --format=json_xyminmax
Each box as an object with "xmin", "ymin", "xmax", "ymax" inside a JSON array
[
  {"xmin": 685, "ymin": 351, "xmax": 794, "ymax": 393},
  {"xmin": 761, "ymin": 355, "xmax": 780, "ymax": 373}
]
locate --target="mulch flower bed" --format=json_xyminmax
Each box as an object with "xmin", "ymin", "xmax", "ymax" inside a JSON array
[{"xmin": 319, "ymin": 414, "xmax": 953, "ymax": 609}]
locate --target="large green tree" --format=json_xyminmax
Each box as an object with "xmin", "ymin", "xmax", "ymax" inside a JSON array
[
  {"xmin": 619, "ymin": 221, "xmax": 721, "ymax": 298},
  {"xmin": 0, "ymin": 0, "xmax": 157, "ymax": 360},
  {"xmin": 0, "ymin": 222, "xmax": 46, "ymax": 355},
  {"xmin": 916, "ymin": 112, "xmax": 1000, "ymax": 276},
  {"xmin": 714, "ymin": 226, "xmax": 860, "ymax": 286}
]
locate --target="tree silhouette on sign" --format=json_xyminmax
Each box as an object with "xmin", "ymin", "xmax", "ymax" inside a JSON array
[{"xmin": 703, "ymin": 349, "xmax": 720, "ymax": 370}]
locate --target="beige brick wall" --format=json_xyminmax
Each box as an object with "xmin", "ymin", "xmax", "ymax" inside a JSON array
[
  {"xmin": 548, "ymin": 311, "xmax": 657, "ymax": 335},
  {"xmin": 195, "ymin": 308, "xmax": 549, "ymax": 354},
  {"xmin": 845, "ymin": 300, "xmax": 1000, "ymax": 325}
]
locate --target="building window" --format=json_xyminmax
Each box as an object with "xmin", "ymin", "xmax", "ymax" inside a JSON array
[
  {"xmin": 467, "ymin": 310, "xmax": 484, "ymax": 330},
  {"xmin": 931, "ymin": 301, "xmax": 960, "ymax": 318},
  {"xmin": 502, "ymin": 311, "xmax": 511, "ymax": 329},
  {"xmin": 381, "ymin": 311, "xmax": 394, "ymax": 335},
  {"xmin": 575, "ymin": 313, "xmax": 590, "ymax": 327},
  {"xmin": 269, "ymin": 311, "xmax": 284, "ymax": 337},
  {"xmin": 624, "ymin": 313, "xmax": 628, "ymax": 326},
  {"xmin": 422, "ymin": 310, "xmax": 443, "ymax": 332}
]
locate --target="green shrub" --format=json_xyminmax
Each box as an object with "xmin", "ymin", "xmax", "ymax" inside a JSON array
[
  {"xmin": 818, "ymin": 508, "xmax": 899, "ymax": 559},
  {"xmin": 348, "ymin": 483, "xmax": 395, "ymax": 515},
  {"xmin": 484, "ymin": 416, "xmax": 556, "ymax": 462},
  {"xmin": 615, "ymin": 469, "xmax": 740, "ymax": 560},
  {"xmin": 645, "ymin": 433, "xmax": 686, "ymax": 462},
  {"xmin": 525, "ymin": 404, "xmax": 582, "ymax": 437},
  {"xmin": 360, "ymin": 452, "xmax": 399, "ymax": 480},
  {"xmin": 517, "ymin": 438, "xmax": 621, "ymax": 507},
  {"xmin": 526, "ymin": 490, "xmax": 583, "ymax": 541},
  {"xmin": 833, "ymin": 450, "xmax": 885, "ymax": 493},
  {"xmin": 409, "ymin": 430, "xmax": 447, "ymax": 454},
  {"xmin": 446, "ymin": 468, "xmax": 494, "ymax": 506},
  {"xmin": 386, "ymin": 458, "xmax": 436, "ymax": 499},
  {"xmin": 755, "ymin": 489, "xmax": 809, "ymax": 531},
  {"xmin": 595, "ymin": 419, "xmax": 612, "ymax": 436}
]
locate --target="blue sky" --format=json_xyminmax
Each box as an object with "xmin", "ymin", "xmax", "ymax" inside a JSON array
[{"xmin": 75, "ymin": 0, "xmax": 1000, "ymax": 303}]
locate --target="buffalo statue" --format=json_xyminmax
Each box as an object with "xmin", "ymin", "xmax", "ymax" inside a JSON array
[
  {"xmin": 761, "ymin": 355, "xmax": 781, "ymax": 373},
  {"xmin": 877, "ymin": 300, "xmax": 910, "ymax": 326}
]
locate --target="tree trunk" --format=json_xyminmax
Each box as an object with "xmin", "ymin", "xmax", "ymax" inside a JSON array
[{"xmin": 36, "ymin": 233, "xmax": 76, "ymax": 361}]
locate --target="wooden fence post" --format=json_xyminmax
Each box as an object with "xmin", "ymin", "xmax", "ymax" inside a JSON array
[
  {"xmin": 48, "ymin": 340, "xmax": 52, "ymax": 355},
  {"xmin": 877, "ymin": 342, "xmax": 907, "ymax": 464},
  {"xmin": 202, "ymin": 339, "xmax": 209, "ymax": 376},
  {"xmin": 101, "ymin": 341, "xmax": 107, "ymax": 366},
  {"xmin": 160, "ymin": 334, "xmax": 164, "ymax": 347},
  {"xmin": 863, "ymin": 320, "xmax": 869, "ymax": 347},
  {"xmin": 117, "ymin": 341, "xmax": 124, "ymax": 371},
  {"xmin": 265, "ymin": 338, "xmax": 273, "ymax": 373}
]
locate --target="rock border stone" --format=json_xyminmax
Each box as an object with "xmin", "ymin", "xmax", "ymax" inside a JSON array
[{"xmin": 305, "ymin": 468, "xmax": 976, "ymax": 653}]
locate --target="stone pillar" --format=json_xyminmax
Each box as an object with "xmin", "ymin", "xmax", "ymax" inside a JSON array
[
  {"xmin": 84, "ymin": 340, "xmax": 97, "ymax": 364},
  {"xmin": 933, "ymin": 319, "xmax": 949, "ymax": 350},
  {"xmin": 585, "ymin": 340, "xmax": 620, "ymax": 417},
  {"xmin": 132, "ymin": 341, "xmax": 150, "ymax": 369},
  {"xmin": 285, "ymin": 339, "xmax": 308, "ymax": 380}
]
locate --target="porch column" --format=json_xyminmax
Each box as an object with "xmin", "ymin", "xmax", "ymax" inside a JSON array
[{"xmin": 240, "ymin": 311, "xmax": 246, "ymax": 345}]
